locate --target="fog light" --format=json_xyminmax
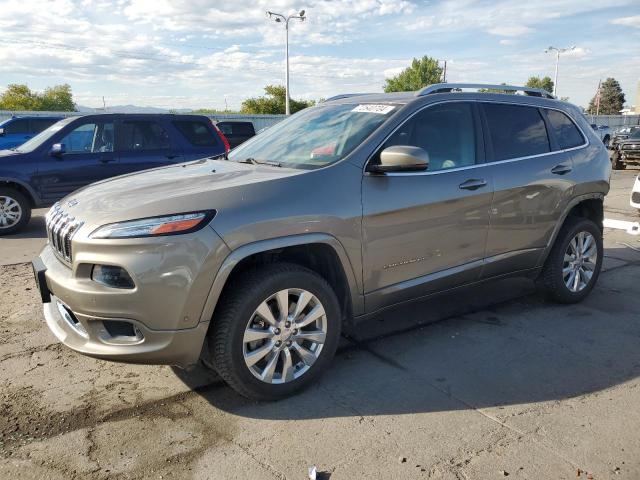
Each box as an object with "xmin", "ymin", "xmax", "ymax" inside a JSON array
[{"xmin": 92, "ymin": 265, "xmax": 135, "ymax": 289}]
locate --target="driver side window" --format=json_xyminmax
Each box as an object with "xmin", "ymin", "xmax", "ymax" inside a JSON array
[
  {"xmin": 59, "ymin": 121, "xmax": 114, "ymax": 154},
  {"xmin": 381, "ymin": 102, "xmax": 476, "ymax": 171}
]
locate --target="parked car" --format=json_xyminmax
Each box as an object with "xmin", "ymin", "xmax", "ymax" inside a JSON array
[
  {"xmin": 631, "ymin": 174, "xmax": 640, "ymax": 214},
  {"xmin": 0, "ymin": 113, "xmax": 228, "ymax": 235},
  {"xmin": 610, "ymin": 125, "xmax": 640, "ymax": 150},
  {"xmin": 611, "ymin": 128, "xmax": 640, "ymax": 170},
  {"xmin": 589, "ymin": 123, "xmax": 611, "ymax": 147},
  {"xmin": 215, "ymin": 120, "xmax": 256, "ymax": 148},
  {"xmin": 0, "ymin": 116, "xmax": 63, "ymax": 150},
  {"xmin": 32, "ymin": 83, "xmax": 610, "ymax": 401}
]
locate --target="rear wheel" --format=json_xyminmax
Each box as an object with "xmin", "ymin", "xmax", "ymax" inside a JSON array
[
  {"xmin": 539, "ymin": 217, "xmax": 603, "ymax": 304},
  {"xmin": 0, "ymin": 188, "xmax": 31, "ymax": 236},
  {"xmin": 206, "ymin": 263, "xmax": 341, "ymax": 401}
]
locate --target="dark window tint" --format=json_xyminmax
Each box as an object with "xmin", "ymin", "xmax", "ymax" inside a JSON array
[
  {"xmin": 545, "ymin": 109, "xmax": 584, "ymax": 150},
  {"xmin": 483, "ymin": 103, "xmax": 550, "ymax": 161},
  {"xmin": 4, "ymin": 119, "xmax": 29, "ymax": 134},
  {"xmin": 174, "ymin": 120, "xmax": 218, "ymax": 147},
  {"xmin": 218, "ymin": 121, "xmax": 254, "ymax": 136},
  {"xmin": 31, "ymin": 119, "xmax": 58, "ymax": 134},
  {"xmin": 120, "ymin": 121, "xmax": 171, "ymax": 151},
  {"xmin": 381, "ymin": 102, "xmax": 476, "ymax": 171},
  {"xmin": 60, "ymin": 122, "xmax": 114, "ymax": 153}
]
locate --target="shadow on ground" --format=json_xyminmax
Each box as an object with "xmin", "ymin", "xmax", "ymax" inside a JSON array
[
  {"xmin": 176, "ymin": 246, "xmax": 640, "ymax": 420},
  {"xmin": 11, "ymin": 213, "xmax": 47, "ymax": 239}
]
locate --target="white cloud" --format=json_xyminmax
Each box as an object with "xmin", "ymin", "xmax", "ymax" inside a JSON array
[
  {"xmin": 487, "ymin": 25, "xmax": 533, "ymax": 37},
  {"xmin": 610, "ymin": 15, "xmax": 640, "ymax": 28}
]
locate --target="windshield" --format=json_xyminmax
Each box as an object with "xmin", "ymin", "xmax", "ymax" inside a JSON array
[
  {"xmin": 228, "ymin": 103, "xmax": 398, "ymax": 169},
  {"xmin": 14, "ymin": 117, "xmax": 73, "ymax": 152}
]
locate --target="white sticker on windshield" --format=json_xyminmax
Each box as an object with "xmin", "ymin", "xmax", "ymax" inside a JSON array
[{"xmin": 352, "ymin": 104, "xmax": 395, "ymax": 115}]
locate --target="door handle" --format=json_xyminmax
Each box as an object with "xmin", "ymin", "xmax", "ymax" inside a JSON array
[
  {"xmin": 551, "ymin": 164, "xmax": 572, "ymax": 175},
  {"xmin": 165, "ymin": 154, "xmax": 180, "ymax": 160},
  {"xmin": 459, "ymin": 179, "xmax": 488, "ymax": 191},
  {"xmin": 99, "ymin": 157, "xmax": 115, "ymax": 164}
]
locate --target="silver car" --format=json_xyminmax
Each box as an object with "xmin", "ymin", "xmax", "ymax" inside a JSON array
[{"xmin": 33, "ymin": 83, "xmax": 611, "ymax": 400}]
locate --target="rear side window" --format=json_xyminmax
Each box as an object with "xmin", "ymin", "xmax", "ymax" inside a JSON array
[
  {"xmin": 545, "ymin": 110, "xmax": 584, "ymax": 150},
  {"xmin": 174, "ymin": 120, "xmax": 219, "ymax": 147},
  {"xmin": 120, "ymin": 121, "xmax": 171, "ymax": 151},
  {"xmin": 4, "ymin": 119, "xmax": 29, "ymax": 134},
  {"xmin": 483, "ymin": 103, "xmax": 550, "ymax": 161},
  {"xmin": 31, "ymin": 119, "xmax": 58, "ymax": 134},
  {"xmin": 219, "ymin": 122, "xmax": 254, "ymax": 135}
]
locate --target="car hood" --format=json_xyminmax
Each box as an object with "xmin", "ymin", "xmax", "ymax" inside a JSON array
[
  {"xmin": 60, "ymin": 158, "xmax": 302, "ymax": 228},
  {"xmin": 0, "ymin": 149, "xmax": 24, "ymax": 157}
]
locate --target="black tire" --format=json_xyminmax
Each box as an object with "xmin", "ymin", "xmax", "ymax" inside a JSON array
[
  {"xmin": 611, "ymin": 150, "xmax": 626, "ymax": 170},
  {"xmin": 539, "ymin": 217, "xmax": 603, "ymax": 304},
  {"xmin": 206, "ymin": 263, "xmax": 341, "ymax": 401},
  {"xmin": 0, "ymin": 187, "xmax": 31, "ymax": 236}
]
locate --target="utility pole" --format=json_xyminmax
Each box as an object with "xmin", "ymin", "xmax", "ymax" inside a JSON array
[
  {"xmin": 545, "ymin": 45, "xmax": 576, "ymax": 96},
  {"xmin": 442, "ymin": 60, "xmax": 447, "ymax": 83},
  {"xmin": 266, "ymin": 9, "xmax": 306, "ymax": 115}
]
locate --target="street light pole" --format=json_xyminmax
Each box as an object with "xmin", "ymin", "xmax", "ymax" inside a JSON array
[
  {"xmin": 267, "ymin": 9, "xmax": 306, "ymax": 115},
  {"xmin": 545, "ymin": 45, "xmax": 576, "ymax": 96}
]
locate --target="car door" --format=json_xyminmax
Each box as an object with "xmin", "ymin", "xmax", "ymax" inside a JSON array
[
  {"xmin": 115, "ymin": 117, "xmax": 184, "ymax": 175},
  {"xmin": 36, "ymin": 118, "xmax": 117, "ymax": 204},
  {"xmin": 362, "ymin": 101, "xmax": 494, "ymax": 312},
  {"xmin": 480, "ymin": 102, "xmax": 579, "ymax": 278}
]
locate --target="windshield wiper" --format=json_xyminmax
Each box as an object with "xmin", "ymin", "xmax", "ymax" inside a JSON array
[{"xmin": 239, "ymin": 157, "xmax": 282, "ymax": 167}]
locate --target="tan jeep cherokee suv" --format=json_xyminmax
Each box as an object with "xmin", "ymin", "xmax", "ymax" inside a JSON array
[{"xmin": 33, "ymin": 84, "xmax": 611, "ymax": 400}]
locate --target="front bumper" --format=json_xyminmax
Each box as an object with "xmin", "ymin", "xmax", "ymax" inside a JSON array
[
  {"xmin": 43, "ymin": 294, "xmax": 210, "ymax": 366},
  {"xmin": 35, "ymin": 225, "xmax": 230, "ymax": 367}
]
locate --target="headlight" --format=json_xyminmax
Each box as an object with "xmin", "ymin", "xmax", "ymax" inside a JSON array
[{"xmin": 90, "ymin": 211, "xmax": 215, "ymax": 239}]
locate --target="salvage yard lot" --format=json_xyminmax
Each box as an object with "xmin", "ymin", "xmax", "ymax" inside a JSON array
[{"xmin": 1, "ymin": 170, "xmax": 640, "ymax": 479}]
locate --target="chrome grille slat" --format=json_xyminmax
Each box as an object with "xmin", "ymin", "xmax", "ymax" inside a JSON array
[{"xmin": 45, "ymin": 203, "xmax": 83, "ymax": 264}]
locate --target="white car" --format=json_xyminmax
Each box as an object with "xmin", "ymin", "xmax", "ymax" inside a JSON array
[{"xmin": 632, "ymin": 174, "xmax": 640, "ymax": 213}]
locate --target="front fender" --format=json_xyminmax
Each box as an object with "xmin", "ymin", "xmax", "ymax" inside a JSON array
[{"xmin": 198, "ymin": 233, "xmax": 364, "ymax": 325}]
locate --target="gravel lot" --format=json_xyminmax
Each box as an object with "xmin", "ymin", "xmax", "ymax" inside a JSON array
[{"xmin": 1, "ymin": 170, "xmax": 639, "ymax": 480}]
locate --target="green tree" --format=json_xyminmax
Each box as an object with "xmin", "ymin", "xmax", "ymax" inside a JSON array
[
  {"xmin": 525, "ymin": 76, "xmax": 554, "ymax": 94},
  {"xmin": 0, "ymin": 84, "xmax": 38, "ymax": 110},
  {"xmin": 241, "ymin": 85, "xmax": 313, "ymax": 115},
  {"xmin": 0, "ymin": 83, "xmax": 76, "ymax": 111},
  {"xmin": 383, "ymin": 56, "xmax": 443, "ymax": 93},
  {"xmin": 40, "ymin": 84, "xmax": 75, "ymax": 111},
  {"xmin": 586, "ymin": 78, "xmax": 625, "ymax": 115}
]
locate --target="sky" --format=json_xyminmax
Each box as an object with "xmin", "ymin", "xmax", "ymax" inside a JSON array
[{"xmin": 0, "ymin": 0, "xmax": 639, "ymax": 111}]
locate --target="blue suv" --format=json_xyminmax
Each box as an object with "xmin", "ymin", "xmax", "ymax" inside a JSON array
[
  {"xmin": 0, "ymin": 116, "xmax": 64, "ymax": 150},
  {"xmin": 0, "ymin": 113, "xmax": 229, "ymax": 234}
]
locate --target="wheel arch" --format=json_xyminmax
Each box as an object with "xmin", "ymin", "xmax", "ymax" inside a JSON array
[
  {"xmin": 0, "ymin": 177, "xmax": 42, "ymax": 208},
  {"xmin": 198, "ymin": 233, "xmax": 364, "ymax": 327},
  {"xmin": 538, "ymin": 193, "xmax": 604, "ymax": 266}
]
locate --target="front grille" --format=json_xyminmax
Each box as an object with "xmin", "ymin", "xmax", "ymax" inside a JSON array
[
  {"xmin": 45, "ymin": 203, "xmax": 84, "ymax": 263},
  {"xmin": 622, "ymin": 144, "xmax": 640, "ymax": 150},
  {"xmin": 632, "ymin": 191, "xmax": 640, "ymax": 204}
]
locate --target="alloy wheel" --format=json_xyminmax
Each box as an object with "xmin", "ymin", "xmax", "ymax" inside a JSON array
[
  {"xmin": 563, "ymin": 231, "xmax": 598, "ymax": 293},
  {"xmin": 243, "ymin": 288, "xmax": 327, "ymax": 384},
  {"xmin": 0, "ymin": 196, "xmax": 22, "ymax": 229}
]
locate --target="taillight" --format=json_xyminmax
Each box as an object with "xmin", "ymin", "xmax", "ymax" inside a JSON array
[{"xmin": 211, "ymin": 121, "xmax": 230, "ymax": 153}]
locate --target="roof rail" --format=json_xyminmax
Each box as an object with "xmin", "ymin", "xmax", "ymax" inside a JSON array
[
  {"xmin": 416, "ymin": 83, "xmax": 556, "ymax": 99},
  {"xmin": 323, "ymin": 93, "xmax": 374, "ymax": 102}
]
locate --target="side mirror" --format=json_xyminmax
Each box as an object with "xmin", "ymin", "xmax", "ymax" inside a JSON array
[
  {"xmin": 367, "ymin": 145, "xmax": 430, "ymax": 173},
  {"xmin": 50, "ymin": 143, "xmax": 66, "ymax": 157},
  {"xmin": 0, "ymin": 127, "xmax": 5, "ymax": 137}
]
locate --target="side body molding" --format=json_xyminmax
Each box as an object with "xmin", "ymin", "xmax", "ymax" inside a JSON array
[{"xmin": 198, "ymin": 233, "xmax": 364, "ymax": 324}]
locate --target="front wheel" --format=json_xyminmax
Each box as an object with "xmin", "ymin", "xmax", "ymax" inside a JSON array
[
  {"xmin": 206, "ymin": 263, "xmax": 341, "ymax": 401},
  {"xmin": 539, "ymin": 217, "xmax": 603, "ymax": 304},
  {"xmin": 0, "ymin": 188, "xmax": 31, "ymax": 236}
]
